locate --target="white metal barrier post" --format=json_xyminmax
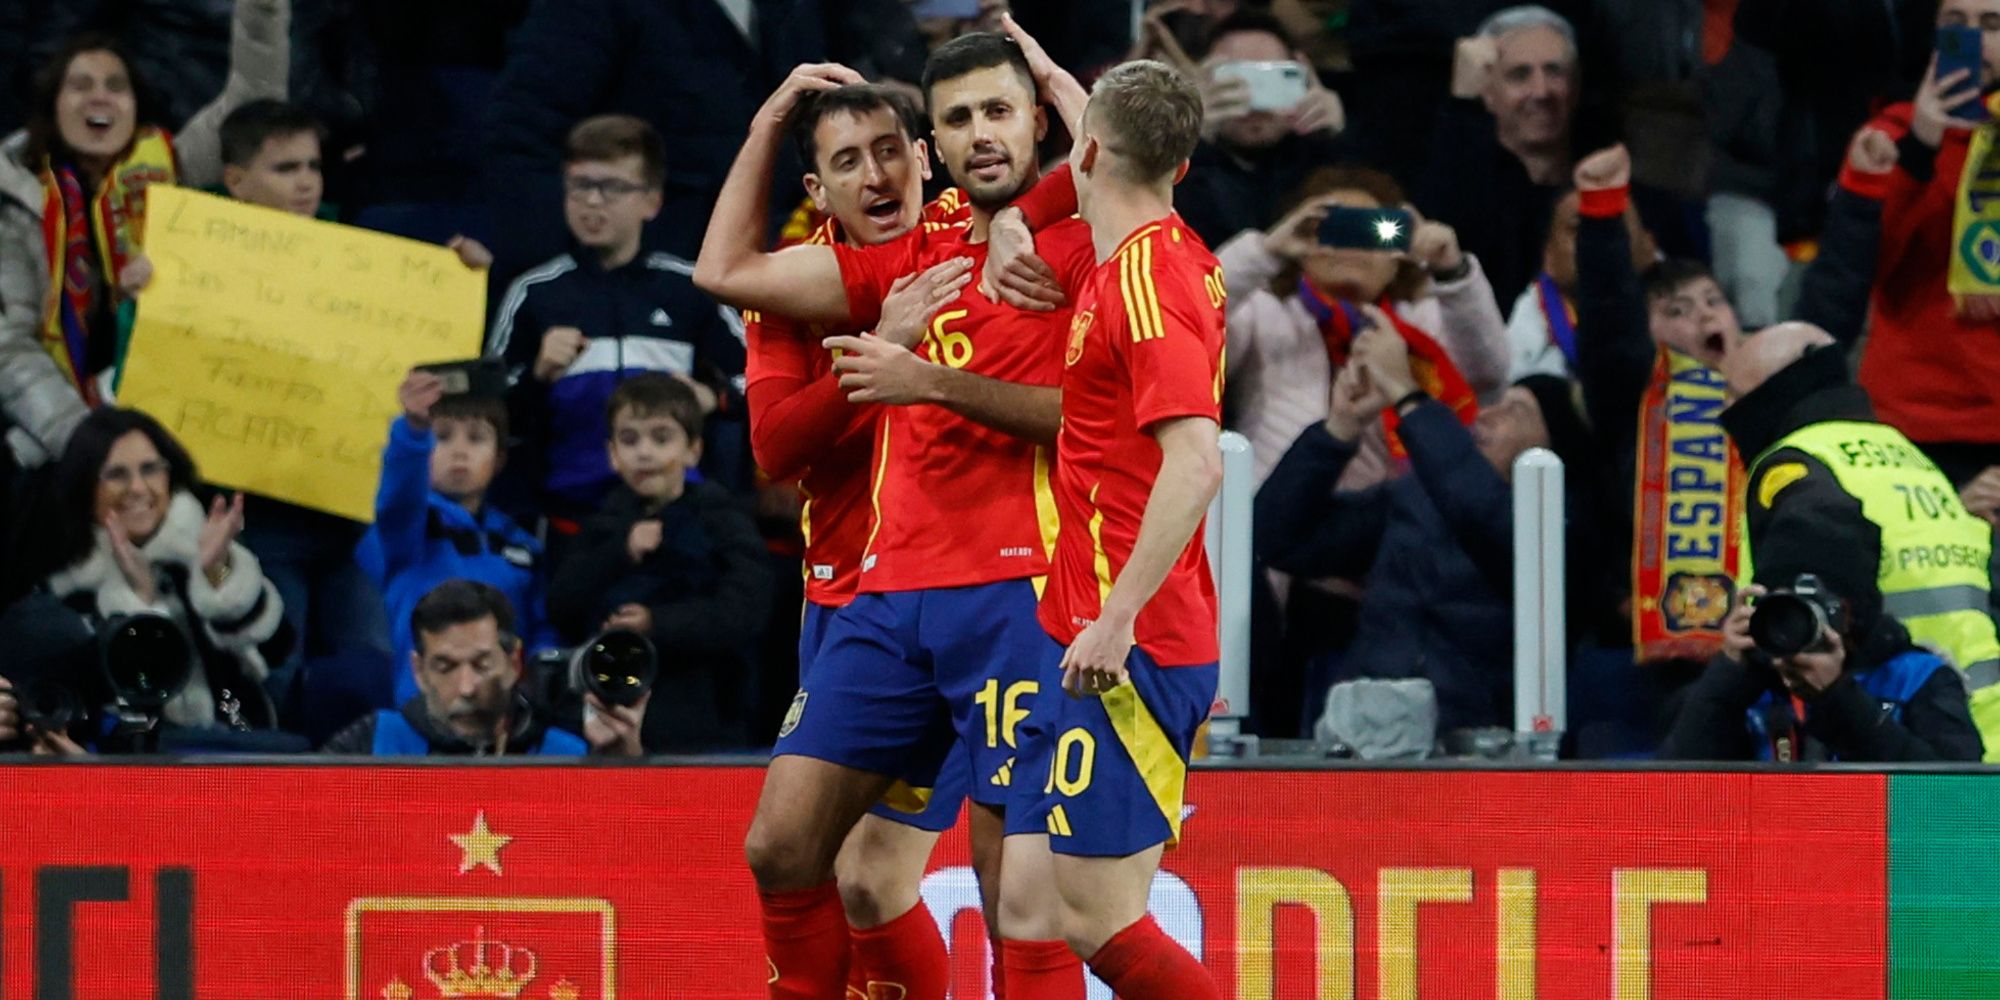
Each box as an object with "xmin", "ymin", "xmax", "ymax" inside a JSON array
[
  {"xmin": 1206, "ymin": 431, "xmax": 1254, "ymax": 753},
  {"xmin": 1511, "ymin": 447, "xmax": 1566, "ymax": 760}
]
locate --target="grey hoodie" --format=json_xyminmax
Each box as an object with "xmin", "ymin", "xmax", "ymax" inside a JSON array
[{"xmin": 0, "ymin": 0, "xmax": 287, "ymax": 465}]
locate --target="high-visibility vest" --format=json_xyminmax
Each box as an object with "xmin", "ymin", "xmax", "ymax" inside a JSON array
[{"xmin": 1744, "ymin": 421, "xmax": 2000, "ymax": 759}]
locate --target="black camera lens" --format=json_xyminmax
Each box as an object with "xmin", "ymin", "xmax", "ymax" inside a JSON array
[
  {"xmin": 580, "ymin": 629, "xmax": 656, "ymax": 708},
  {"xmin": 1748, "ymin": 593, "xmax": 1825, "ymax": 658},
  {"xmin": 101, "ymin": 614, "xmax": 193, "ymax": 708}
]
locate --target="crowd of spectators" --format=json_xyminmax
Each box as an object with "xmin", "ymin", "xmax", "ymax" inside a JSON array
[{"xmin": 0, "ymin": 0, "xmax": 1995, "ymax": 762}]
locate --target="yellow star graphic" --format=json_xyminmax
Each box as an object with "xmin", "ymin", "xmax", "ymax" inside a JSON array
[{"xmin": 449, "ymin": 811, "xmax": 512, "ymax": 875}]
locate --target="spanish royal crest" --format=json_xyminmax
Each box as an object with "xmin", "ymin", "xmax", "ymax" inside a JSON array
[
  {"xmin": 1661, "ymin": 572, "xmax": 1734, "ymax": 632},
  {"xmin": 347, "ymin": 813, "xmax": 616, "ymax": 999},
  {"xmin": 779, "ymin": 690, "xmax": 808, "ymax": 739},
  {"xmin": 1066, "ymin": 310, "xmax": 1094, "ymax": 367}
]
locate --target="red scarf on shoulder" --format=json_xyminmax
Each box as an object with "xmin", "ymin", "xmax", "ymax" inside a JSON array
[{"xmin": 1296, "ymin": 280, "xmax": 1477, "ymax": 455}]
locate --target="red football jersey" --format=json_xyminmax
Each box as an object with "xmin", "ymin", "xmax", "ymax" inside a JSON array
[
  {"xmin": 1041, "ymin": 216, "xmax": 1226, "ymax": 666},
  {"xmin": 833, "ymin": 215, "xmax": 1099, "ymax": 593},
  {"xmin": 743, "ymin": 196, "xmax": 972, "ymax": 606}
]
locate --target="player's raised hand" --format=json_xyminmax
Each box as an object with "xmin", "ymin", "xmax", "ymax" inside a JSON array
[
  {"xmin": 1060, "ymin": 616, "xmax": 1135, "ymax": 698},
  {"xmin": 824, "ymin": 334, "xmax": 939, "ymax": 406},
  {"xmin": 982, "ymin": 209, "xmax": 1066, "ymax": 312},
  {"xmin": 756, "ymin": 63, "xmax": 867, "ymax": 130},
  {"xmin": 1001, "ymin": 13, "xmax": 1088, "ymax": 131},
  {"xmin": 878, "ymin": 257, "xmax": 975, "ymax": 349}
]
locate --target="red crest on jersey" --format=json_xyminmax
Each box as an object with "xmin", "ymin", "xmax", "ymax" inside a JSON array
[{"xmin": 1066, "ymin": 310, "xmax": 1094, "ymax": 367}]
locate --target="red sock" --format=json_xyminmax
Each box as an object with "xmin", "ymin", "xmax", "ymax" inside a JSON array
[
  {"xmin": 760, "ymin": 882, "xmax": 850, "ymax": 999},
  {"xmin": 1086, "ymin": 915, "xmax": 1220, "ymax": 1000},
  {"xmin": 1002, "ymin": 938, "xmax": 1085, "ymax": 1000},
  {"xmin": 989, "ymin": 940, "xmax": 1007, "ymax": 1000},
  {"xmin": 849, "ymin": 903, "xmax": 949, "ymax": 1000}
]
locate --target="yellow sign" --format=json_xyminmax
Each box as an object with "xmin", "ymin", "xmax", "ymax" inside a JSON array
[{"xmin": 118, "ymin": 187, "xmax": 484, "ymax": 521}]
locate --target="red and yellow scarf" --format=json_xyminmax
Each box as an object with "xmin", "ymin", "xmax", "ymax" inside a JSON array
[
  {"xmin": 1296, "ymin": 281, "xmax": 1477, "ymax": 456},
  {"xmin": 37, "ymin": 126, "xmax": 176, "ymax": 402},
  {"xmin": 1631, "ymin": 348, "xmax": 1745, "ymax": 661}
]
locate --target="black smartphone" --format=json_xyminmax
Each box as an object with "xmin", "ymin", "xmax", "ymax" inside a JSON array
[
  {"xmin": 1937, "ymin": 25, "xmax": 1989, "ymax": 121},
  {"xmin": 1317, "ymin": 206, "xmax": 1416, "ymax": 252},
  {"xmin": 415, "ymin": 358, "xmax": 508, "ymax": 398}
]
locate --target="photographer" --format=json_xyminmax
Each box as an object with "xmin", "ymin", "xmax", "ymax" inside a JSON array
[
  {"xmin": 1669, "ymin": 321, "xmax": 1996, "ymax": 760},
  {"xmin": 1659, "ymin": 584, "xmax": 1982, "ymax": 762},
  {"xmin": 322, "ymin": 580, "xmax": 646, "ymax": 757},
  {"xmin": 17, "ymin": 408, "xmax": 293, "ymax": 744}
]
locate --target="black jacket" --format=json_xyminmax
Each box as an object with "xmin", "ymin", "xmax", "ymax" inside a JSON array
[
  {"xmin": 321, "ymin": 696, "xmax": 578, "ymax": 755},
  {"xmin": 1175, "ymin": 131, "xmax": 1348, "ymax": 250},
  {"xmin": 1720, "ymin": 346, "xmax": 1896, "ymax": 634},
  {"xmin": 1413, "ymin": 101, "xmax": 1569, "ymax": 308},
  {"xmin": 490, "ymin": 247, "xmax": 748, "ymax": 515},
  {"xmin": 480, "ymin": 0, "xmax": 831, "ymax": 288},
  {"xmin": 1255, "ymin": 401, "xmax": 1515, "ymax": 732},
  {"xmin": 547, "ymin": 480, "xmax": 771, "ymax": 750},
  {"xmin": 1658, "ymin": 617, "xmax": 1984, "ymax": 762}
]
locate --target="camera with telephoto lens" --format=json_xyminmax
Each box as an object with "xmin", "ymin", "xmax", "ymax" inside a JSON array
[
  {"xmin": 534, "ymin": 629, "xmax": 658, "ymax": 709},
  {"xmin": 1747, "ymin": 574, "xmax": 1850, "ymax": 659}
]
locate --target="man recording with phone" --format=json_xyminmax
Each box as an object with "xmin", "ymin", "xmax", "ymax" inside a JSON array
[
  {"xmin": 1175, "ymin": 10, "xmax": 1348, "ymax": 246},
  {"xmin": 1659, "ymin": 322, "xmax": 1991, "ymax": 762}
]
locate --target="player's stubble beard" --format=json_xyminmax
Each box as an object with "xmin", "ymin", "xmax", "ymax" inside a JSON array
[{"xmin": 957, "ymin": 153, "xmax": 1037, "ymax": 214}]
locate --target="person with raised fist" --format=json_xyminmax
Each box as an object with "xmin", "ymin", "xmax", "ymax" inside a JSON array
[{"xmin": 1838, "ymin": 1, "xmax": 2000, "ymax": 494}]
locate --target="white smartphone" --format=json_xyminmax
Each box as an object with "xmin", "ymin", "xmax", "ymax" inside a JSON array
[{"xmin": 1212, "ymin": 60, "xmax": 1311, "ymax": 112}]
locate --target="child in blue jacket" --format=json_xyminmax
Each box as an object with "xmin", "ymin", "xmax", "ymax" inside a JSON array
[{"xmin": 360, "ymin": 370, "xmax": 558, "ymax": 705}]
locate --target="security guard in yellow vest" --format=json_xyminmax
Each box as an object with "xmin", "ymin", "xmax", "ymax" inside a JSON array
[{"xmin": 1721, "ymin": 324, "xmax": 1997, "ymax": 759}]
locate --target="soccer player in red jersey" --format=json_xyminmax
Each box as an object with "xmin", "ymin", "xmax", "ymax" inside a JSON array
[
  {"xmin": 697, "ymin": 46, "xmax": 1092, "ymax": 1000},
  {"xmin": 999, "ymin": 46, "xmax": 1229, "ymax": 1000},
  {"xmin": 739, "ymin": 70, "xmax": 982, "ymax": 1000}
]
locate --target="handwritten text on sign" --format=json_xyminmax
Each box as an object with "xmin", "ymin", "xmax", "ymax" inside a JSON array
[{"xmin": 118, "ymin": 187, "xmax": 484, "ymax": 522}]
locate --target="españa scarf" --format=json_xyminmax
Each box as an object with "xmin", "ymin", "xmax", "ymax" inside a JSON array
[
  {"xmin": 1632, "ymin": 348, "xmax": 1745, "ymax": 662},
  {"xmin": 36, "ymin": 127, "xmax": 177, "ymax": 402},
  {"xmin": 1296, "ymin": 280, "xmax": 1477, "ymax": 455}
]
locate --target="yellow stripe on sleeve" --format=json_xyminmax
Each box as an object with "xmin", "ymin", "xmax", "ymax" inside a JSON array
[{"xmin": 1118, "ymin": 237, "xmax": 1167, "ymax": 342}]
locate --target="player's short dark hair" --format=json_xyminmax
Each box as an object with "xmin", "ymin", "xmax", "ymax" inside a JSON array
[
  {"xmin": 1194, "ymin": 10, "xmax": 1297, "ymax": 60},
  {"xmin": 565, "ymin": 114, "xmax": 667, "ymax": 190},
  {"xmin": 1641, "ymin": 258, "xmax": 1718, "ymax": 306},
  {"xmin": 606, "ymin": 373, "xmax": 703, "ymax": 442},
  {"xmin": 921, "ymin": 32, "xmax": 1036, "ymax": 107},
  {"xmin": 430, "ymin": 393, "xmax": 509, "ymax": 446},
  {"xmin": 220, "ymin": 99, "xmax": 325, "ymax": 168},
  {"xmin": 792, "ymin": 84, "xmax": 928, "ymax": 171},
  {"xmin": 1085, "ymin": 60, "xmax": 1203, "ymax": 182},
  {"xmin": 411, "ymin": 580, "xmax": 517, "ymax": 654}
]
